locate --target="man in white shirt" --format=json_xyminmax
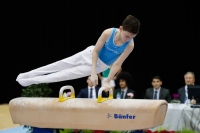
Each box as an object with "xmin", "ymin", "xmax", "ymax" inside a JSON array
[
  {"xmin": 144, "ymin": 76, "xmax": 172, "ymax": 103},
  {"xmin": 178, "ymin": 72, "xmax": 196, "ymax": 104},
  {"xmin": 113, "ymin": 72, "xmax": 135, "ymax": 99},
  {"xmin": 77, "ymin": 76, "xmax": 107, "ymax": 98}
]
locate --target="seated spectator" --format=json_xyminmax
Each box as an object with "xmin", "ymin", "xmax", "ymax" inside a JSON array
[
  {"xmin": 114, "ymin": 71, "xmax": 135, "ymax": 99},
  {"xmin": 178, "ymin": 71, "xmax": 196, "ymax": 104},
  {"xmin": 144, "ymin": 76, "xmax": 171, "ymax": 103},
  {"xmin": 77, "ymin": 76, "xmax": 107, "ymax": 98}
]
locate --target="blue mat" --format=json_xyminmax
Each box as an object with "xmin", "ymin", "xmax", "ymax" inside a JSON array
[{"xmin": 0, "ymin": 126, "xmax": 29, "ymax": 133}]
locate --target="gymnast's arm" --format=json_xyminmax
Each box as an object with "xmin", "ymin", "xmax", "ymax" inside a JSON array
[
  {"xmin": 91, "ymin": 29, "xmax": 111, "ymax": 85},
  {"xmin": 97, "ymin": 73, "xmax": 102, "ymax": 81},
  {"xmin": 104, "ymin": 42, "xmax": 134, "ymax": 87},
  {"xmin": 113, "ymin": 66, "xmax": 122, "ymax": 80}
]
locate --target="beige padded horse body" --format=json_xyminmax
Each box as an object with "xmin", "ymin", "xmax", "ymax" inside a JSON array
[{"xmin": 9, "ymin": 86, "xmax": 168, "ymax": 131}]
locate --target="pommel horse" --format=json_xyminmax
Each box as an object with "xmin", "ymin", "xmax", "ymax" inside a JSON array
[{"xmin": 9, "ymin": 86, "xmax": 168, "ymax": 131}]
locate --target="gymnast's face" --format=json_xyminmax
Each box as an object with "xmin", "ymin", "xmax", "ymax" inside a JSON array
[
  {"xmin": 119, "ymin": 26, "xmax": 137, "ymax": 42},
  {"xmin": 152, "ymin": 79, "xmax": 162, "ymax": 90}
]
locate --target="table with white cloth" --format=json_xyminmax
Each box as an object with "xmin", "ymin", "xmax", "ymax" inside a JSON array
[{"xmin": 149, "ymin": 103, "xmax": 200, "ymax": 132}]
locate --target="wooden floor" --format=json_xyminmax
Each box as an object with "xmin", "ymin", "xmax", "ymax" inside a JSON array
[{"xmin": 0, "ymin": 104, "xmax": 20, "ymax": 130}]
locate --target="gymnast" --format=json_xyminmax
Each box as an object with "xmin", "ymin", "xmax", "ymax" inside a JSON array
[{"xmin": 16, "ymin": 15, "xmax": 140, "ymax": 92}]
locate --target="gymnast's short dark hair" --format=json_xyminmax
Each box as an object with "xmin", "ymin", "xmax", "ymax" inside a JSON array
[{"xmin": 122, "ymin": 15, "xmax": 140, "ymax": 34}]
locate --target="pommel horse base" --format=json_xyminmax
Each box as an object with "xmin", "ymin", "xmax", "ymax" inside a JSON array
[{"xmin": 9, "ymin": 86, "xmax": 168, "ymax": 131}]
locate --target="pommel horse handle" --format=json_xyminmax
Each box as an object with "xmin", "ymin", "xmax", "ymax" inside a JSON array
[
  {"xmin": 97, "ymin": 87, "xmax": 113, "ymax": 103},
  {"xmin": 58, "ymin": 85, "xmax": 75, "ymax": 102}
]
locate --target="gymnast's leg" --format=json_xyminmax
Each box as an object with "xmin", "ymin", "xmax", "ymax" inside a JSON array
[
  {"xmin": 18, "ymin": 63, "xmax": 109, "ymax": 87},
  {"xmin": 16, "ymin": 46, "xmax": 94, "ymax": 82}
]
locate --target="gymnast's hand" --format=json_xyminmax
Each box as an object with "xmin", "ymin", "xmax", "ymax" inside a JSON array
[
  {"xmin": 90, "ymin": 74, "xmax": 98, "ymax": 86},
  {"xmin": 102, "ymin": 81, "xmax": 111, "ymax": 92}
]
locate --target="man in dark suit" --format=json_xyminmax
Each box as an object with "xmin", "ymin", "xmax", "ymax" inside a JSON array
[
  {"xmin": 178, "ymin": 72, "xmax": 195, "ymax": 104},
  {"xmin": 77, "ymin": 76, "xmax": 107, "ymax": 98},
  {"xmin": 144, "ymin": 76, "xmax": 171, "ymax": 103},
  {"xmin": 114, "ymin": 72, "xmax": 135, "ymax": 99}
]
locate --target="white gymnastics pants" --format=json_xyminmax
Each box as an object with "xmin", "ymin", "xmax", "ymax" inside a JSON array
[{"xmin": 16, "ymin": 46, "xmax": 110, "ymax": 87}]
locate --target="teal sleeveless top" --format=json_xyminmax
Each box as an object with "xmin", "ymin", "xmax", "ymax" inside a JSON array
[{"xmin": 98, "ymin": 28, "xmax": 133, "ymax": 66}]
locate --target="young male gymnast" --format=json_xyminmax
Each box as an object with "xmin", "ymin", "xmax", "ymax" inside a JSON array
[{"xmin": 16, "ymin": 15, "xmax": 140, "ymax": 91}]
